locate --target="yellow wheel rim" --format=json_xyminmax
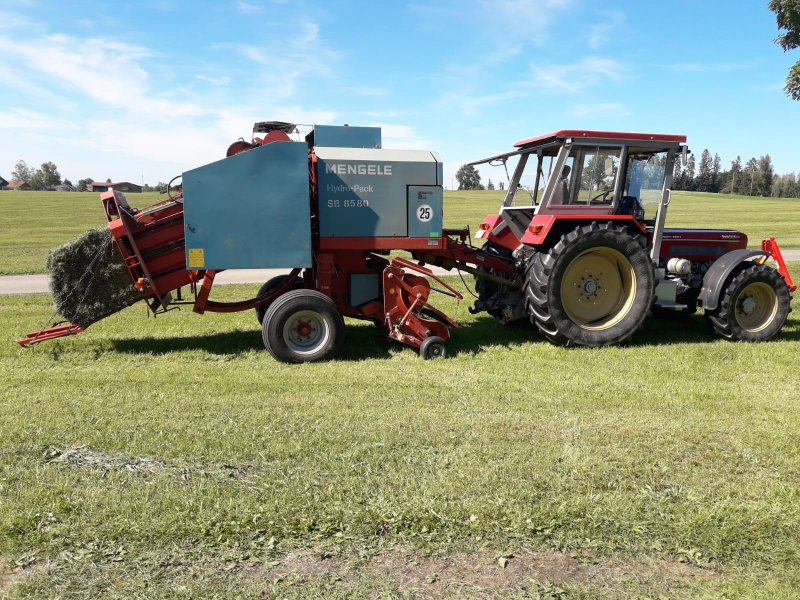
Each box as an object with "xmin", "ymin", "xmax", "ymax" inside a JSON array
[
  {"xmin": 734, "ymin": 282, "xmax": 778, "ymax": 332},
  {"xmin": 560, "ymin": 247, "xmax": 637, "ymax": 330}
]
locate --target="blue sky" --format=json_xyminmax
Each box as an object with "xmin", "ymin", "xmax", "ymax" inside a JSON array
[{"xmin": 0, "ymin": 0, "xmax": 797, "ymax": 189}]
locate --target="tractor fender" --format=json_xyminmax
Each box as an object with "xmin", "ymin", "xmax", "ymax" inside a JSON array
[{"xmin": 697, "ymin": 249, "xmax": 770, "ymax": 310}]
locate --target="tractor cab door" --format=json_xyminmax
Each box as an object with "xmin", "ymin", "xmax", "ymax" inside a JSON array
[
  {"xmin": 536, "ymin": 144, "xmax": 622, "ymax": 215},
  {"xmin": 621, "ymin": 150, "xmax": 670, "ymax": 223}
]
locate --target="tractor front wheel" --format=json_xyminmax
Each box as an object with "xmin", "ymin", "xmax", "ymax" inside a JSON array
[
  {"xmin": 525, "ymin": 222, "xmax": 654, "ymax": 347},
  {"xmin": 706, "ymin": 263, "xmax": 791, "ymax": 341},
  {"xmin": 262, "ymin": 290, "xmax": 345, "ymax": 363}
]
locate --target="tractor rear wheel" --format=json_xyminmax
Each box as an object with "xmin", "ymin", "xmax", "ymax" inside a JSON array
[
  {"xmin": 262, "ymin": 290, "xmax": 345, "ymax": 363},
  {"xmin": 525, "ymin": 222, "xmax": 654, "ymax": 347},
  {"xmin": 705, "ymin": 263, "xmax": 791, "ymax": 341}
]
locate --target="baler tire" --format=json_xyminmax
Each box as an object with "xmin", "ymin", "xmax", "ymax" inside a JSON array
[
  {"xmin": 262, "ymin": 290, "xmax": 345, "ymax": 363},
  {"xmin": 524, "ymin": 222, "xmax": 654, "ymax": 347},
  {"xmin": 705, "ymin": 263, "xmax": 791, "ymax": 342},
  {"xmin": 254, "ymin": 275, "xmax": 299, "ymax": 325},
  {"xmin": 420, "ymin": 336, "xmax": 447, "ymax": 360}
]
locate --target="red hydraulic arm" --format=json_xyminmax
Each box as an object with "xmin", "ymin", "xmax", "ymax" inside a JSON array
[{"xmin": 762, "ymin": 236, "xmax": 797, "ymax": 292}]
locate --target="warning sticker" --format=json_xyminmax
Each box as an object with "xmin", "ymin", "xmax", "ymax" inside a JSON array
[{"xmin": 187, "ymin": 248, "xmax": 205, "ymax": 269}]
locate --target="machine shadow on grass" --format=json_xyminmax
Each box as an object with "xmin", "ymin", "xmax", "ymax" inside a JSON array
[{"xmin": 108, "ymin": 313, "xmax": 800, "ymax": 360}]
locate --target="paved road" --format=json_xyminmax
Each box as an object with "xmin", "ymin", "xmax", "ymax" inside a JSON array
[{"xmin": 2, "ymin": 252, "xmax": 799, "ymax": 295}]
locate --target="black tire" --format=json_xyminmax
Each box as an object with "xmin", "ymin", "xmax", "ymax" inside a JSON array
[
  {"xmin": 705, "ymin": 263, "xmax": 791, "ymax": 342},
  {"xmin": 420, "ymin": 336, "xmax": 447, "ymax": 360},
  {"xmin": 524, "ymin": 222, "xmax": 654, "ymax": 347},
  {"xmin": 255, "ymin": 275, "xmax": 301, "ymax": 324},
  {"xmin": 473, "ymin": 242, "xmax": 527, "ymax": 325},
  {"xmin": 262, "ymin": 290, "xmax": 345, "ymax": 363}
]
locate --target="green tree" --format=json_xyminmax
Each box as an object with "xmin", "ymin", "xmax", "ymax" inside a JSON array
[
  {"xmin": 770, "ymin": 0, "xmax": 800, "ymax": 99},
  {"xmin": 498, "ymin": 181, "xmax": 505, "ymax": 191},
  {"xmin": 745, "ymin": 157, "xmax": 759, "ymax": 196},
  {"xmin": 728, "ymin": 156, "xmax": 743, "ymax": 194},
  {"xmin": 486, "ymin": 179, "xmax": 495, "ymax": 190},
  {"xmin": 11, "ymin": 159, "xmax": 33, "ymax": 184},
  {"xmin": 76, "ymin": 178, "xmax": 93, "ymax": 192},
  {"xmin": 685, "ymin": 153, "xmax": 696, "ymax": 190},
  {"xmin": 711, "ymin": 153, "xmax": 722, "ymax": 192},
  {"xmin": 758, "ymin": 154, "xmax": 775, "ymax": 196},
  {"xmin": 455, "ymin": 164, "xmax": 483, "ymax": 190},
  {"xmin": 696, "ymin": 149, "xmax": 713, "ymax": 192},
  {"xmin": 30, "ymin": 161, "xmax": 62, "ymax": 190}
]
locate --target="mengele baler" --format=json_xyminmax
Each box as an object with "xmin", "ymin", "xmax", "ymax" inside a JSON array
[{"xmin": 20, "ymin": 124, "xmax": 795, "ymax": 361}]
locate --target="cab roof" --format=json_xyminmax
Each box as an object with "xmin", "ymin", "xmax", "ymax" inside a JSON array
[{"xmin": 514, "ymin": 129, "xmax": 687, "ymax": 148}]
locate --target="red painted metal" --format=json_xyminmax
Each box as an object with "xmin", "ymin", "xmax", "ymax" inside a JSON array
[
  {"xmin": 520, "ymin": 213, "xmax": 645, "ymax": 246},
  {"xmin": 655, "ymin": 228, "xmax": 748, "ymax": 261},
  {"xmin": 762, "ymin": 236, "xmax": 797, "ymax": 292},
  {"xmin": 474, "ymin": 214, "xmax": 521, "ymax": 254},
  {"xmin": 382, "ymin": 258, "xmax": 461, "ymax": 349},
  {"xmin": 18, "ymin": 324, "xmax": 83, "ymax": 347},
  {"xmin": 514, "ymin": 130, "xmax": 687, "ymax": 148}
]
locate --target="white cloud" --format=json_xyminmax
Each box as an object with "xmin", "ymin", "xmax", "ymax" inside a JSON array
[
  {"xmin": 586, "ymin": 12, "xmax": 624, "ymax": 49},
  {"xmin": 0, "ymin": 108, "xmax": 79, "ymax": 130},
  {"xmin": 531, "ymin": 57, "xmax": 625, "ymax": 92},
  {"xmin": 236, "ymin": 1, "xmax": 262, "ymax": 14},
  {"xmin": 373, "ymin": 124, "xmax": 432, "ymax": 151},
  {"xmin": 477, "ymin": 0, "xmax": 574, "ymax": 42},
  {"xmin": 0, "ymin": 34, "xmax": 209, "ymax": 118}
]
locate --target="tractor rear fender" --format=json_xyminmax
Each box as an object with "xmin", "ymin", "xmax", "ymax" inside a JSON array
[
  {"xmin": 519, "ymin": 214, "xmax": 646, "ymax": 249},
  {"xmin": 697, "ymin": 249, "xmax": 770, "ymax": 310}
]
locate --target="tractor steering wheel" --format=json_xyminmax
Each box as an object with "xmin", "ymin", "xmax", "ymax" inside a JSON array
[{"xmin": 588, "ymin": 189, "xmax": 612, "ymax": 204}]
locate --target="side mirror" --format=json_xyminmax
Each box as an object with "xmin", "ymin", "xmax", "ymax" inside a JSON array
[{"xmin": 604, "ymin": 157, "xmax": 615, "ymax": 177}]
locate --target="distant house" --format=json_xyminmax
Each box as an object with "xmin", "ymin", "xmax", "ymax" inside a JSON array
[
  {"xmin": 0, "ymin": 176, "xmax": 7, "ymax": 189},
  {"xmin": 3, "ymin": 181, "xmax": 31, "ymax": 191},
  {"xmin": 90, "ymin": 181, "xmax": 142, "ymax": 193}
]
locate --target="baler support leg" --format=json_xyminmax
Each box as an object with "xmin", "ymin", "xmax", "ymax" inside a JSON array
[{"xmin": 382, "ymin": 258, "xmax": 462, "ymax": 355}]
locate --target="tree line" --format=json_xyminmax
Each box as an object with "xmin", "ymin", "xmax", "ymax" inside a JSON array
[
  {"xmin": 5, "ymin": 159, "xmax": 166, "ymax": 192},
  {"xmin": 456, "ymin": 152, "xmax": 799, "ymax": 199},
  {"xmin": 672, "ymin": 149, "xmax": 800, "ymax": 198}
]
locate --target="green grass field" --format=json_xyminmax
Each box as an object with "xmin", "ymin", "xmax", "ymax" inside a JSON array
[
  {"xmin": 2, "ymin": 270, "xmax": 800, "ymax": 597},
  {"xmin": 2, "ymin": 188, "xmax": 800, "ymax": 597},
  {"xmin": 1, "ymin": 190, "xmax": 798, "ymax": 275}
]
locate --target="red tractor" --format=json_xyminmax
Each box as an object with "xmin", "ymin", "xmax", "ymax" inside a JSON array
[{"xmin": 461, "ymin": 130, "xmax": 794, "ymax": 346}]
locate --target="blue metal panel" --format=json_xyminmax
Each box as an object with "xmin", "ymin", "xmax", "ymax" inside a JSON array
[
  {"xmin": 350, "ymin": 273, "xmax": 380, "ymax": 306},
  {"xmin": 316, "ymin": 148, "xmax": 440, "ymax": 238},
  {"xmin": 313, "ymin": 125, "xmax": 381, "ymax": 149},
  {"xmin": 408, "ymin": 186, "xmax": 443, "ymax": 238},
  {"xmin": 183, "ymin": 142, "xmax": 311, "ymax": 270}
]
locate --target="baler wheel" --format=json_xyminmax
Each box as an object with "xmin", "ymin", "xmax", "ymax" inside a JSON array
[
  {"xmin": 420, "ymin": 336, "xmax": 447, "ymax": 360},
  {"xmin": 524, "ymin": 222, "xmax": 654, "ymax": 347},
  {"xmin": 705, "ymin": 263, "xmax": 791, "ymax": 341},
  {"xmin": 255, "ymin": 275, "xmax": 300, "ymax": 324},
  {"xmin": 262, "ymin": 290, "xmax": 345, "ymax": 363}
]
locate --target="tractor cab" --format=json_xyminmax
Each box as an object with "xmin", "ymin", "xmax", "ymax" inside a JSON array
[{"xmin": 471, "ymin": 130, "xmax": 686, "ymax": 262}]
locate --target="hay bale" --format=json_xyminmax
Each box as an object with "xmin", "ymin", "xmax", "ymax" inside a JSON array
[{"xmin": 47, "ymin": 228, "xmax": 141, "ymax": 328}]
